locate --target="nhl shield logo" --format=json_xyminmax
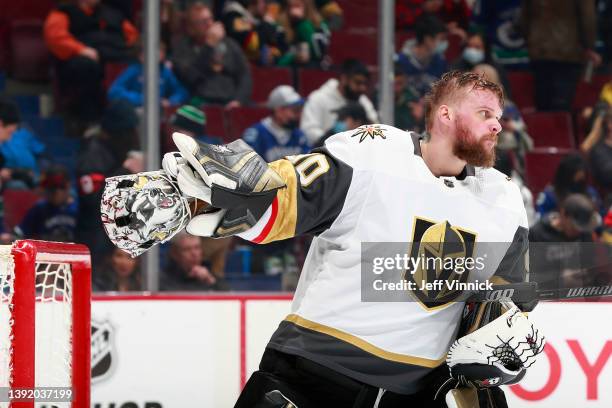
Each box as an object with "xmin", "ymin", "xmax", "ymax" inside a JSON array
[
  {"xmin": 404, "ymin": 216, "xmax": 477, "ymax": 309},
  {"xmin": 91, "ymin": 319, "xmax": 116, "ymax": 384}
]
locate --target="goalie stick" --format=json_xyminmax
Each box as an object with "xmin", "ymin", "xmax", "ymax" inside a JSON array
[{"xmin": 466, "ymin": 281, "xmax": 612, "ymax": 304}]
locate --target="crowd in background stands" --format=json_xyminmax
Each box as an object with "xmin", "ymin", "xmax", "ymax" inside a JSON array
[{"xmin": 0, "ymin": 0, "xmax": 610, "ymax": 293}]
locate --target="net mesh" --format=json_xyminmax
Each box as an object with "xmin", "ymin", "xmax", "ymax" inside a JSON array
[
  {"xmin": 35, "ymin": 261, "xmax": 73, "ymax": 408},
  {"xmin": 0, "ymin": 244, "xmax": 73, "ymax": 408}
]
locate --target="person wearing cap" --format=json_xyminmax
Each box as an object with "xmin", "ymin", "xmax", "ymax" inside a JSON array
[
  {"xmin": 15, "ymin": 168, "xmax": 78, "ymax": 243},
  {"xmin": 170, "ymin": 104, "xmax": 222, "ymax": 146},
  {"xmin": 332, "ymin": 102, "xmax": 369, "ymax": 133},
  {"xmin": 530, "ymin": 193, "xmax": 600, "ymax": 242},
  {"xmin": 170, "ymin": 104, "xmax": 229, "ymax": 277},
  {"xmin": 242, "ymin": 85, "xmax": 310, "ymax": 162},
  {"xmin": 241, "ymin": 85, "xmax": 309, "ymax": 281},
  {"xmin": 315, "ymin": 101, "xmax": 370, "ymax": 148},
  {"xmin": 535, "ymin": 153, "xmax": 602, "ymax": 219},
  {"xmin": 529, "ymin": 193, "xmax": 601, "ymax": 290}
]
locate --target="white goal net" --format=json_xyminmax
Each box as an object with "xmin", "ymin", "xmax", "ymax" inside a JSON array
[{"xmin": 0, "ymin": 241, "xmax": 90, "ymax": 408}]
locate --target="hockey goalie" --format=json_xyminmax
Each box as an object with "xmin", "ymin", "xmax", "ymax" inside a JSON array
[{"xmin": 100, "ymin": 71, "xmax": 545, "ymax": 407}]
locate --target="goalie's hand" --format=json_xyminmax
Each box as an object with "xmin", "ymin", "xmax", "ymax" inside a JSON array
[
  {"xmin": 434, "ymin": 301, "xmax": 545, "ymax": 406},
  {"xmin": 165, "ymin": 133, "xmax": 286, "ymax": 238},
  {"xmin": 162, "ymin": 151, "xmax": 229, "ymax": 236},
  {"xmin": 446, "ymin": 301, "xmax": 545, "ymax": 388},
  {"xmin": 172, "ymin": 132, "xmax": 285, "ymax": 209},
  {"xmin": 162, "ymin": 151, "xmax": 211, "ymax": 203}
]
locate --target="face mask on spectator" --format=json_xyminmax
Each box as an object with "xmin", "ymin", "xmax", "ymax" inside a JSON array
[
  {"xmin": 332, "ymin": 121, "xmax": 348, "ymax": 134},
  {"xmin": 463, "ymin": 47, "xmax": 485, "ymax": 64},
  {"xmin": 434, "ymin": 40, "xmax": 448, "ymax": 55}
]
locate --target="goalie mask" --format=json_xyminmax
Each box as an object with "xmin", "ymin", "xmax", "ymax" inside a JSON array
[{"xmin": 100, "ymin": 171, "xmax": 191, "ymax": 257}]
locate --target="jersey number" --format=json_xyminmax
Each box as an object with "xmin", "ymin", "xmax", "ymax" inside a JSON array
[{"xmin": 287, "ymin": 153, "xmax": 330, "ymax": 187}]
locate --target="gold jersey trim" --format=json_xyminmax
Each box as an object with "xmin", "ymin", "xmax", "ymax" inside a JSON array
[
  {"xmin": 285, "ymin": 314, "xmax": 447, "ymax": 368},
  {"xmin": 259, "ymin": 160, "xmax": 298, "ymax": 243}
]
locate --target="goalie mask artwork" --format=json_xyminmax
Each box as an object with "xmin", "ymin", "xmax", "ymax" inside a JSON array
[{"xmin": 100, "ymin": 171, "xmax": 191, "ymax": 257}]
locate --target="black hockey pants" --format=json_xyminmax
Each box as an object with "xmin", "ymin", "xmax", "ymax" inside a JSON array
[{"xmin": 234, "ymin": 348, "xmax": 449, "ymax": 408}]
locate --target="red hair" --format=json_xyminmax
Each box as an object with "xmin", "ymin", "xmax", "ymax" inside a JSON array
[{"xmin": 424, "ymin": 71, "xmax": 504, "ymax": 132}]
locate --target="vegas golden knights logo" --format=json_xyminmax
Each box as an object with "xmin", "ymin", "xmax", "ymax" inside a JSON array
[
  {"xmin": 404, "ymin": 217, "xmax": 477, "ymax": 309},
  {"xmin": 351, "ymin": 125, "xmax": 386, "ymax": 143}
]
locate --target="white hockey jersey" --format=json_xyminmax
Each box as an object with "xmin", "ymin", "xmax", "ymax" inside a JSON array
[{"xmin": 238, "ymin": 125, "xmax": 529, "ymax": 394}]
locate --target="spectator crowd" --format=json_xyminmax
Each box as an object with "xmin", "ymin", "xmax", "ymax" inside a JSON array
[{"xmin": 0, "ymin": 0, "xmax": 610, "ymax": 293}]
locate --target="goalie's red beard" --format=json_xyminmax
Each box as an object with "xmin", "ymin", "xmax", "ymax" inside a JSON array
[{"xmin": 453, "ymin": 117, "xmax": 497, "ymax": 168}]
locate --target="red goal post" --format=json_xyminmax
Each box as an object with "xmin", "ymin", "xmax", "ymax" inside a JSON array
[{"xmin": 0, "ymin": 240, "xmax": 91, "ymax": 408}]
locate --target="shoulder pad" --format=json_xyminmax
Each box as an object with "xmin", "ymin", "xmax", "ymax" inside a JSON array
[{"xmin": 323, "ymin": 125, "xmax": 416, "ymax": 169}]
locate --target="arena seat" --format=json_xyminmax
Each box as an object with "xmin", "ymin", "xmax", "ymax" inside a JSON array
[
  {"xmin": 225, "ymin": 106, "xmax": 270, "ymax": 141},
  {"xmin": 9, "ymin": 19, "xmax": 50, "ymax": 82},
  {"xmin": 103, "ymin": 62, "xmax": 129, "ymax": 91},
  {"xmin": 0, "ymin": 28, "xmax": 8, "ymax": 71},
  {"xmin": 573, "ymin": 111, "xmax": 590, "ymax": 146},
  {"xmin": 297, "ymin": 68, "xmax": 336, "ymax": 96},
  {"xmin": 522, "ymin": 112, "xmax": 575, "ymax": 149},
  {"xmin": 572, "ymin": 75, "xmax": 612, "ymax": 111},
  {"xmin": 250, "ymin": 65, "xmax": 292, "ymax": 103},
  {"xmin": 160, "ymin": 105, "xmax": 179, "ymax": 153},
  {"xmin": 329, "ymin": 31, "xmax": 378, "ymax": 67},
  {"xmin": 22, "ymin": 115, "xmax": 64, "ymax": 141},
  {"xmin": 507, "ymin": 71, "xmax": 535, "ymax": 112},
  {"xmin": 12, "ymin": 95, "xmax": 40, "ymax": 116},
  {"xmin": 444, "ymin": 33, "xmax": 463, "ymax": 62},
  {"xmin": 2, "ymin": 189, "xmax": 41, "ymax": 231},
  {"xmin": 0, "ymin": 0, "xmax": 54, "ymax": 70},
  {"xmin": 0, "ymin": 0, "xmax": 54, "ymax": 20},
  {"xmin": 202, "ymin": 105, "xmax": 228, "ymax": 141},
  {"xmin": 337, "ymin": 0, "xmax": 378, "ymax": 31},
  {"xmin": 395, "ymin": 31, "xmax": 414, "ymax": 53},
  {"xmin": 524, "ymin": 148, "xmax": 573, "ymax": 197}
]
